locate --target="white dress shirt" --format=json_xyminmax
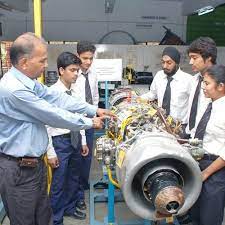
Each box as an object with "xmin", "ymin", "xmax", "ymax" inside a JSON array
[
  {"xmin": 73, "ymin": 68, "xmax": 99, "ymax": 107},
  {"xmin": 200, "ymin": 96, "xmax": 225, "ymax": 160},
  {"xmin": 47, "ymin": 79, "xmax": 84, "ymax": 159},
  {"xmin": 141, "ymin": 68, "xmax": 193, "ymax": 123},
  {"xmin": 72, "ymin": 68, "xmax": 99, "ymax": 145},
  {"xmin": 186, "ymin": 73, "xmax": 211, "ymax": 136}
]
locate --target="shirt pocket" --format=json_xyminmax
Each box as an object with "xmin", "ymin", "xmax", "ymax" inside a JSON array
[
  {"xmin": 171, "ymin": 87, "xmax": 188, "ymax": 107},
  {"xmin": 213, "ymin": 121, "xmax": 225, "ymax": 139}
]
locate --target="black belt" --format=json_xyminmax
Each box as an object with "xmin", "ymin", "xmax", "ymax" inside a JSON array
[
  {"xmin": 54, "ymin": 133, "xmax": 71, "ymax": 139},
  {"xmin": 0, "ymin": 153, "xmax": 44, "ymax": 162},
  {"xmin": 202, "ymin": 154, "xmax": 219, "ymax": 161}
]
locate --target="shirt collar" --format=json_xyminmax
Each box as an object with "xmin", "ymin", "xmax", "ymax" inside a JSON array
[
  {"xmin": 55, "ymin": 78, "xmax": 74, "ymax": 92},
  {"xmin": 194, "ymin": 72, "xmax": 202, "ymax": 81},
  {"xmin": 10, "ymin": 66, "xmax": 36, "ymax": 90},
  {"xmin": 78, "ymin": 68, "xmax": 91, "ymax": 77},
  {"xmin": 212, "ymin": 96, "xmax": 225, "ymax": 109},
  {"xmin": 162, "ymin": 67, "xmax": 181, "ymax": 81}
]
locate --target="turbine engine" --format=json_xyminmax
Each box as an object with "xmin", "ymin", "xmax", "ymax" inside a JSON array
[{"xmin": 95, "ymin": 88, "xmax": 203, "ymax": 220}]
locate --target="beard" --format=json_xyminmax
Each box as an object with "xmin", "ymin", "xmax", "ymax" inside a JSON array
[{"xmin": 163, "ymin": 65, "xmax": 179, "ymax": 76}]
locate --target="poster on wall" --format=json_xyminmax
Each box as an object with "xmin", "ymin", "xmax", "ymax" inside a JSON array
[{"xmin": 92, "ymin": 59, "xmax": 122, "ymax": 82}]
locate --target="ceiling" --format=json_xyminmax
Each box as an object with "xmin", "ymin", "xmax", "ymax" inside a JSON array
[
  {"xmin": 0, "ymin": 0, "xmax": 29, "ymax": 12},
  {"xmin": 181, "ymin": 0, "xmax": 225, "ymax": 15},
  {"xmin": 0, "ymin": 0, "xmax": 225, "ymax": 43},
  {"xmin": 0, "ymin": 0, "xmax": 225, "ymax": 15}
]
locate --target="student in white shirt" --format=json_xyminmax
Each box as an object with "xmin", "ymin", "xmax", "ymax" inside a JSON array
[
  {"xmin": 72, "ymin": 41, "xmax": 99, "ymax": 210},
  {"xmin": 47, "ymin": 52, "xmax": 87, "ymax": 224},
  {"xmin": 189, "ymin": 65, "xmax": 225, "ymax": 225},
  {"xmin": 178, "ymin": 37, "xmax": 218, "ymax": 225},
  {"xmin": 185, "ymin": 37, "xmax": 217, "ymax": 137},
  {"xmin": 141, "ymin": 46, "xmax": 192, "ymax": 125}
]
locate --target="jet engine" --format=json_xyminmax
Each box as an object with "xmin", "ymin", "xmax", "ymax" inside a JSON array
[{"xmin": 95, "ymin": 88, "xmax": 203, "ymax": 221}]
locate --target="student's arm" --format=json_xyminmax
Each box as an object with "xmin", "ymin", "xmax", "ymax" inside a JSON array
[
  {"xmin": 140, "ymin": 73, "xmax": 158, "ymax": 101},
  {"xmin": 46, "ymin": 126, "xmax": 59, "ymax": 168},
  {"xmin": 202, "ymin": 157, "xmax": 225, "ymax": 181}
]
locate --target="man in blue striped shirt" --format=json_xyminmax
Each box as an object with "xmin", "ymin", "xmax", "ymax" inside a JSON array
[{"xmin": 0, "ymin": 32, "xmax": 112, "ymax": 225}]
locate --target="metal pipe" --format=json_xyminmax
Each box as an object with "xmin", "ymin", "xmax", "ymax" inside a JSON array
[
  {"xmin": 33, "ymin": 0, "xmax": 44, "ymax": 83},
  {"xmin": 33, "ymin": 0, "xmax": 52, "ymax": 193}
]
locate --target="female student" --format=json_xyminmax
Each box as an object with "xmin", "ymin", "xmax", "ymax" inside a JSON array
[{"xmin": 190, "ymin": 65, "xmax": 225, "ymax": 225}]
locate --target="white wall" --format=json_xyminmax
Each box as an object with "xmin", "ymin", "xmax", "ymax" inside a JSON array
[
  {"xmin": 0, "ymin": 0, "xmax": 187, "ymax": 43},
  {"xmin": 47, "ymin": 44, "xmax": 225, "ymax": 76}
]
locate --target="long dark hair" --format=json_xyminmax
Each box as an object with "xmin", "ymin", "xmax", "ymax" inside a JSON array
[{"xmin": 205, "ymin": 65, "xmax": 225, "ymax": 84}]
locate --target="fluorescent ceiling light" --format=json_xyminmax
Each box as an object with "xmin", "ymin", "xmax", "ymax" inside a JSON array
[{"xmin": 196, "ymin": 5, "xmax": 215, "ymax": 16}]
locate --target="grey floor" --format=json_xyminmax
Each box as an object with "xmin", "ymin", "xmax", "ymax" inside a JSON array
[{"xmin": 2, "ymin": 157, "xmax": 225, "ymax": 225}]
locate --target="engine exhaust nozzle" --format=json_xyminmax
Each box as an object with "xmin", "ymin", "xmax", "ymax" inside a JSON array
[{"xmin": 144, "ymin": 170, "xmax": 185, "ymax": 215}]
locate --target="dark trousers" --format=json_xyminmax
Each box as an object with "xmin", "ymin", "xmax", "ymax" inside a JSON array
[
  {"xmin": 0, "ymin": 155, "xmax": 53, "ymax": 225},
  {"xmin": 190, "ymin": 159, "xmax": 225, "ymax": 225},
  {"xmin": 79, "ymin": 128, "xmax": 94, "ymax": 197},
  {"xmin": 50, "ymin": 135, "xmax": 81, "ymax": 225}
]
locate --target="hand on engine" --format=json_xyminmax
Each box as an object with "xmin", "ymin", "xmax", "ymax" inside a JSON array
[
  {"xmin": 136, "ymin": 97, "xmax": 149, "ymax": 104},
  {"xmin": 92, "ymin": 116, "xmax": 106, "ymax": 129},
  {"xmin": 96, "ymin": 108, "xmax": 116, "ymax": 118}
]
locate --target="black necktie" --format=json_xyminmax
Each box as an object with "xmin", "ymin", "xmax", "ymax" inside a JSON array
[
  {"xmin": 194, "ymin": 102, "xmax": 212, "ymax": 140},
  {"xmin": 162, "ymin": 76, "xmax": 173, "ymax": 115},
  {"xmin": 65, "ymin": 90, "xmax": 80, "ymax": 147},
  {"xmin": 82, "ymin": 73, "xmax": 93, "ymax": 104},
  {"xmin": 65, "ymin": 90, "xmax": 72, "ymax": 96},
  {"xmin": 189, "ymin": 75, "xmax": 203, "ymax": 130}
]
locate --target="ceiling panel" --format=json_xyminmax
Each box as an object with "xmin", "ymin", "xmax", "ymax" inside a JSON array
[{"xmin": 0, "ymin": 0, "xmax": 29, "ymax": 12}]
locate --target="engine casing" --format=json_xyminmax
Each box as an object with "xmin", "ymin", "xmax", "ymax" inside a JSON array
[{"xmin": 95, "ymin": 88, "xmax": 203, "ymax": 220}]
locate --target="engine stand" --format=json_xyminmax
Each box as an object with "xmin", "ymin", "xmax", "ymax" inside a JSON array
[{"xmin": 89, "ymin": 175, "xmax": 180, "ymax": 225}]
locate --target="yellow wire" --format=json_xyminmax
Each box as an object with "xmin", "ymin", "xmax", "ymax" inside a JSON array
[
  {"xmin": 108, "ymin": 131, "xmax": 115, "ymax": 139},
  {"xmin": 107, "ymin": 166, "xmax": 121, "ymax": 188}
]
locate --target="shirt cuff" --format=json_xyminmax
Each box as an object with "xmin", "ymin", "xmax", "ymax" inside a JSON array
[
  {"xmin": 218, "ymin": 146, "xmax": 225, "ymax": 161},
  {"xmin": 47, "ymin": 147, "xmax": 57, "ymax": 159},
  {"xmin": 81, "ymin": 135, "xmax": 87, "ymax": 145},
  {"xmin": 86, "ymin": 104, "xmax": 98, "ymax": 117},
  {"xmin": 140, "ymin": 93, "xmax": 149, "ymax": 99},
  {"xmin": 81, "ymin": 117, "xmax": 93, "ymax": 129},
  {"xmin": 80, "ymin": 130, "xmax": 87, "ymax": 145},
  {"xmin": 141, "ymin": 92, "xmax": 154, "ymax": 100}
]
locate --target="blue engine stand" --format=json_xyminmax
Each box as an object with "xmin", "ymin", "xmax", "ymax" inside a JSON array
[{"xmin": 89, "ymin": 173, "xmax": 180, "ymax": 225}]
